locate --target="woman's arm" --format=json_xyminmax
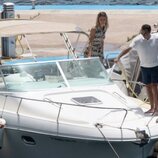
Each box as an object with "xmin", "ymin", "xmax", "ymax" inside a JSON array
[{"xmin": 87, "ymin": 28, "xmax": 96, "ymax": 57}]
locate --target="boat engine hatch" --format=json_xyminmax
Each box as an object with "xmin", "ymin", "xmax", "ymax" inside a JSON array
[{"xmin": 71, "ymin": 96, "xmax": 102, "ymax": 105}]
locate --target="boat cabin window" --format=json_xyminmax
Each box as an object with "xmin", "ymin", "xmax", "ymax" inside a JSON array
[
  {"xmin": 0, "ymin": 62, "xmax": 64, "ymax": 91},
  {"xmin": 59, "ymin": 58, "xmax": 112, "ymax": 87},
  {"xmin": 0, "ymin": 58, "xmax": 112, "ymax": 91}
]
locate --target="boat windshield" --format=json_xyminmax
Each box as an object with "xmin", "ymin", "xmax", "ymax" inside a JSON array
[{"xmin": 0, "ymin": 58, "xmax": 112, "ymax": 91}]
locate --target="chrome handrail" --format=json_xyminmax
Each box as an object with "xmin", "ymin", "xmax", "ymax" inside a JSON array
[{"xmin": 0, "ymin": 93, "xmax": 127, "ymax": 130}]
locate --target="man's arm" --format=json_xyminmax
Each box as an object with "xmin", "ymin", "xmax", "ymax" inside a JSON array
[{"xmin": 114, "ymin": 47, "xmax": 132, "ymax": 63}]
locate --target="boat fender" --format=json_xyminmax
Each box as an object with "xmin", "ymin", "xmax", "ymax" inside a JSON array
[
  {"xmin": 0, "ymin": 118, "xmax": 6, "ymax": 149},
  {"xmin": 0, "ymin": 118, "xmax": 6, "ymax": 128}
]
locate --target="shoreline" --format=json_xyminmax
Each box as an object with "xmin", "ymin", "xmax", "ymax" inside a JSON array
[{"xmin": 2, "ymin": 4, "xmax": 158, "ymax": 10}]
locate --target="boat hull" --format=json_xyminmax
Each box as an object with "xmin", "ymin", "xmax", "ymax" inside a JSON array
[{"xmin": 0, "ymin": 128, "xmax": 156, "ymax": 158}]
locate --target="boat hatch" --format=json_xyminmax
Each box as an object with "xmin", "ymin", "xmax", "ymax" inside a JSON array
[{"xmin": 71, "ymin": 96, "xmax": 102, "ymax": 105}]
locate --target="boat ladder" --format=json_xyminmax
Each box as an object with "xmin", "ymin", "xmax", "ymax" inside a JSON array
[{"xmin": 60, "ymin": 33, "xmax": 77, "ymax": 58}]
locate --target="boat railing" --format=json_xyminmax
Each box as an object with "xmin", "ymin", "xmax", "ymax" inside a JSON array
[
  {"xmin": 0, "ymin": 93, "xmax": 156, "ymax": 138},
  {"xmin": 0, "ymin": 93, "xmax": 127, "ymax": 130},
  {"xmin": 109, "ymin": 62, "xmax": 148, "ymax": 101},
  {"xmin": 104, "ymin": 52, "xmax": 120, "ymax": 68},
  {"xmin": 16, "ymin": 31, "xmax": 88, "ymax": 60},
  {"xmin": 44, "ymin": 98, "xmax": 129, "ymax": 128}
]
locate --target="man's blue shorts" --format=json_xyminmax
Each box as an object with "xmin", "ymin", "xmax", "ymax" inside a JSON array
[{"xmin": 141, "ymin": 66, "xmax": 158, "ymax": 85}]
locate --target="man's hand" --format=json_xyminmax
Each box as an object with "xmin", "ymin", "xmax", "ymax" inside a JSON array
[{"xmin": 114, "ymin": 57, "xmax": 120, "ymax": 63}]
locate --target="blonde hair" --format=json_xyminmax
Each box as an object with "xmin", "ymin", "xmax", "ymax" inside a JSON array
[{"xmin": 96, "ymin": 11, "xmax": 109, "ymax": 30}]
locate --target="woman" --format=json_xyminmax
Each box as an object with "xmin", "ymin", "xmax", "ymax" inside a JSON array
[{"xmin": 84, "ymin": 11, "xmax": 109, "ymax": 62}]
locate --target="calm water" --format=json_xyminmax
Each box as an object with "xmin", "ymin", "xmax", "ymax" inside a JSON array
[{"xmin": 0, "ymin": 0, "xmax": 158, "ymax": 5}]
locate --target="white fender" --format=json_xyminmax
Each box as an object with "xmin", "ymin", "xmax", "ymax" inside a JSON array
[
  {"xmin": 0, "ymin": 118, "xmax": 6, "ymax": 149},
  {"xmin": 0, "ymin": 118, "xmax": 6, "ymax": 128}
]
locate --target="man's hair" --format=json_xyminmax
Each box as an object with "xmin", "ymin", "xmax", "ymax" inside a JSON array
[{"xmin": 141, "ymin": 24, "xmax": 151, "ymax": 33}]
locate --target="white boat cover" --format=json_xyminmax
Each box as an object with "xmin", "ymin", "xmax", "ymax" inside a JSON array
[{"xmin": 0, "ymin": 19, "xmax": 82, "ymax": 37}]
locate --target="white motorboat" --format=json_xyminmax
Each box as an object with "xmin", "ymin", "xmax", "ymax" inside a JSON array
[{"xmin": 0, "ymin": 20, "xmax": 158, "ymax": 158}]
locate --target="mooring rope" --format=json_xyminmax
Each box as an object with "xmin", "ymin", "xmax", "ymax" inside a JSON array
[{"xmin": 95, "ymin": 123, "xmax": 120, "ymax": 158}]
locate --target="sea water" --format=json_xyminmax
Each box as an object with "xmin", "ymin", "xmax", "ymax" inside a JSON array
[{"xmin": 0, "ymin": 0, "xmax": 158, "ymax": 5}]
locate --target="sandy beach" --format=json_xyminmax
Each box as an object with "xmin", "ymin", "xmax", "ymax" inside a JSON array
[{"xmin": 14, "ymin": 9, "xmax": 158, "ymax": 52}]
